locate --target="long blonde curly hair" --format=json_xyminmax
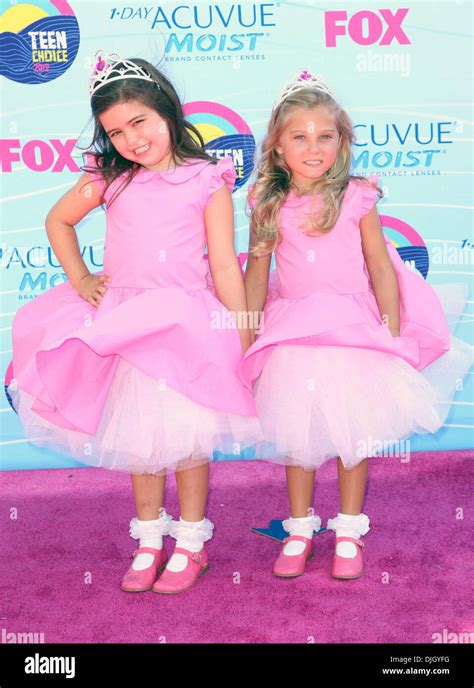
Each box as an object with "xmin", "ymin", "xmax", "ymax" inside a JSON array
[{"xmin": 248, "ymin": 88, "xmax": 383, "ymax": 257}]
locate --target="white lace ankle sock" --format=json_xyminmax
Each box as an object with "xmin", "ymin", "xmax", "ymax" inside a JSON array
[
  {"xmin": 326, "ymin": 512, "xmax": 371, "ymax": 558},
  {"xmin": 166, "ymin": 517, "xmax": 214, "ymax": 573},
  {"xmin": 282, "ymin": 514, "xmax": 322, "ymax": 555},
  {"xmin": 129, "ymin": 511, "xmax": 172, "ymax": 571}
]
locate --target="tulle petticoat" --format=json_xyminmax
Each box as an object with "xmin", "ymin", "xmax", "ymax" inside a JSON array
[
  {"xmin": 8, "ymin": 356, "xmax": 262, "ymax": 475},
  {"xmin": 253, "ymin": 336, "xmax": 473, "ymax": 471}
]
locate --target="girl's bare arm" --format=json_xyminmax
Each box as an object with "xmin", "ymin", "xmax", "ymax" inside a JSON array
[
  {"xmin": 243, "ymin": 228, "xmax": 271, "ymax": 341},
  {"xmin": 205, "ymin": 183, "xmax": 252, "ymax": 353},
  {"xmin": 359, "ymin": 205, "xmax": 400, "ymax": 336},
  {"xmin": 45, "ymin": 173, "xmax": 103, "ymax": 288}
]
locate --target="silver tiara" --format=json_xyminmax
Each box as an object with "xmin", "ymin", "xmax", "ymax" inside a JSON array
[
  {"xmin": 272, "ymin": 69, "xmax": 336, "ymax": 111},
  {"xmin": 89, "ymin": 50, "xmax": 159, "ymax": 97}
]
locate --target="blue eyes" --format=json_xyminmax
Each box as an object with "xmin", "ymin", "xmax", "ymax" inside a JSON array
[
  {"xmin": 110, "ymin": 119, "xmax": 144, "ymax": 138},
  {"xmin": 294, "ymin": 134, "xmax": 332, "ymax": 140}
]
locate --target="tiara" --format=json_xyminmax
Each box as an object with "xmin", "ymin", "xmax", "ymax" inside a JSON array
[
  {"xmin": 272, "ymin": 69, "xmax": 336, "ymax": 111},
  {"xmin": 89, "ymin": 50, "xmax": 159, "ymax": 97}
]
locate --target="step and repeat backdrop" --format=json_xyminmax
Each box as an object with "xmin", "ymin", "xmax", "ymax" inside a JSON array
[{"xmin": 1, "ymin": 0, "xmax": 472, "ymax": 469}]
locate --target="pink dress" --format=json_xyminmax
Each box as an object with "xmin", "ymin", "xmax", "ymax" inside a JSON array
[
  {"xmin": 7, "ymin": 155, "xmax": 262, "ymax": 475},
  {"xmin": 239, "ymin": 175, "xmax": 473, "ymax": 470}
]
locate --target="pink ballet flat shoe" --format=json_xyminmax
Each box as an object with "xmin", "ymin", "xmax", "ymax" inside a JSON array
[
  {"xmin": 331, "ymin": 536, "xmax": 365, "ymax": 579},
  {"xmin": 120, "ymin": 546, "xmax": 168, "ymax": 592},
  {"xmin": 272, "ymin": 535, "xmax": 314, "ymax": 578},
  {"xmin": 152, "ymin": 545, "xmax": 209, "ymax": 594}
]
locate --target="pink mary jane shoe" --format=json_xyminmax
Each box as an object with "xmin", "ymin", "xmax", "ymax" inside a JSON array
[
  {"xmin": 120, "ymin": 546, "xmax": 168, "ymax": 592},
  {"xmin": 332, "ymin": 536, "xmax": 365, "ymax": 579},
  {"xmin": 152, "ymin": 545, "xmax": 209, "ymax": 594},
  {"xmin": 272, "ymin": 535, "xmax": 314, "ymax": 578}
]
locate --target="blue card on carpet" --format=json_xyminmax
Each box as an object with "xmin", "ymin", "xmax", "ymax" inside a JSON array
[{"xmin": 250, "ymin": 519, "xmax": 329, "ymax": 542}]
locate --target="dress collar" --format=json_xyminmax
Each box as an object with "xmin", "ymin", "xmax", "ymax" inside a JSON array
[
  {"xmin": 282, "ymin": 179, "xmax": 358, "ymax": 208},
  {"xmin": 283, "ymin": 190, "xmax": 316, "ymax": 208},
  {"xmin": 131, "ymin": 158, "xmax": 212, "ymax": 185}
]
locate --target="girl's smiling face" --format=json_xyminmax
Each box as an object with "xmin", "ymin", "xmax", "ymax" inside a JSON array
[
  {"xmin": 275, "ymin": 105, "xmax": 340, "ymax": 193},
  {"xmin": 99, "ymin": 100, "xmax": 174, "ymax": 171}
]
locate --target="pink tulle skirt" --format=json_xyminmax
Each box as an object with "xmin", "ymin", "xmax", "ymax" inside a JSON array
[
  {"xmin": 252, "ymin": 336, "xmax": 473, "ymax": 471},
  {"xmin": 8, "ymin": 356, "xmax": 263, "ymax": 475}
]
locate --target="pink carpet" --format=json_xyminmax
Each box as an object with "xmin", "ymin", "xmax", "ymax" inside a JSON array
[{"xmin": 1, "ymin": 450, "xmax": 472, "ymax": 644}]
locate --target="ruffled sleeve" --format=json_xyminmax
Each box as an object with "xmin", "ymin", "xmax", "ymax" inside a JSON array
[
  {"xmin": 360, "ymin": 173, "xmax": 382, "ymax": 218},
  {"xmin": 204, "ymin": 157, "xmax": 237, "ymax": 207},
  {"xmin": 83, "ymin": 151, "xmax": 107, "ymax": 198}
]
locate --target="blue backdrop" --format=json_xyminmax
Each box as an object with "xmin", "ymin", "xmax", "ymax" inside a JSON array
[{"xmin": 1, "ymin": 0, "xmax": 473, "ymax": 470}]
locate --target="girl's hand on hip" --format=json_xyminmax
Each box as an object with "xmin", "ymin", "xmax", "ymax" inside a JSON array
[{"xmin": 75, "ymin": 274, "xmax": 112, "ymax": 308}]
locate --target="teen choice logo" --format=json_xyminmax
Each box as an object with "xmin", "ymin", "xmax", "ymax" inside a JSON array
[
  {"xmin": 0, "ymin": 0, "xmax": 80, "ymax": 84},
  {"xmin": 380, "ymin": 214, "xmax": 429, "ymax": 278},
  {"xmin": 183, "ymin": 101, "xmax": 255, "ymax": 189}
]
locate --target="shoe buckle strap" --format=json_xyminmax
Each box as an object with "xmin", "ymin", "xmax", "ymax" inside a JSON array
[
  {"xmin": 131, "ymin": 547, "xmax": 161, "ymax": 558},
  {"xmin": 174, "ymin": 547, "xmax": 206, "ymax": 567},
  {"xmin": 336, "ymin": 536, "xmax": 365, "ymax": 549}
]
